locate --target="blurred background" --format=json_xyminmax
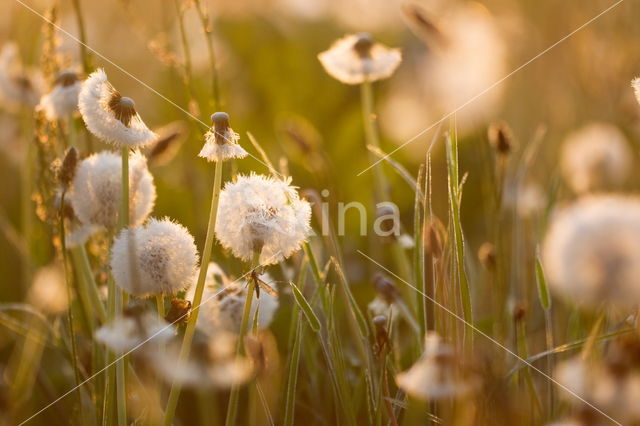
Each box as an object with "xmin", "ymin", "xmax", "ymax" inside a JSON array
[{"xmin": 1, "ymin": 2, "xmax": 640, "ymax": 419}]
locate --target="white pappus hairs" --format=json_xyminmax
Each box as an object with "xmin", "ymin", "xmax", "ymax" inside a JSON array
[{"xmin": 110, "ymin": 217, "xmax": 199, "ymax": 297}]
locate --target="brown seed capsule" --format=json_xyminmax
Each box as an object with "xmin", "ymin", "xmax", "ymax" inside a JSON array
[
  {"xmin": 478, "ymin": 242, "xmax": 496, "ymax": 270},
  {"xmin": 58, "ymin": 147, "xmax": 78, "ymax": 189},
  {"xmin": 164, "ymin": 298, "xmax": 192, "ymax": 325},
  {"xmin": 512, "ymin": 302, "xmax": 527, "ymax": 323},
  {"xmin": 488, "ymin": 121, "xmax": 513, "ymax": 155},
  {"xmin": 108, "ymin": 93, "xmax": 137, "ymax": 127},
  {"xmin": 353, "ymin": 33, "xmax": 374, "ymax": 58},
  {"xmin": 372, "ymin": 315, "xmax": 389, "ymax": 356},
  {"xmin": 372, "ymin": 272, "xmax": 399, "ymax": 303}
]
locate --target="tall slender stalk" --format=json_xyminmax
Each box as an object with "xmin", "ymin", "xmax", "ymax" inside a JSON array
[
  {"xmin": 115, "ymin": 147, "xmax": 130, "ymax": 426},
  {"xmin": 194, "ymin": 0, "xmax": 221, "ymax": 110},
  {"xmin": 70, "ymin": 0, "xmax": 91, "ymax": 73},
  {"xmin": 360, "ymin": 80, "xmax": 387, "ymax": 202},
  {"xmin": 225, "ymin": 251, "xmax": 260, "ymax": 426},
  {"xmin": 163, "ymin": 159, "xmax": 223, "ymax": 425}
]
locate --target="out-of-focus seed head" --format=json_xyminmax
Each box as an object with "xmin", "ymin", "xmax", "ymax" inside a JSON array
[
  {"xmin": 372, "ymin": 272, "xmax": 399, "ymax": 302},
  {"xmin": 478, "ymin": 242, "xmax": 496, "ymax": 270},
  {"xmin": 353, "ymin": 33, "xmax": 374, "ymax": 58},
  {"xmin": 487, "ymin": 121, "xmax": 513, "ymax": 155},
  {"xmin": 55, "ymin": 70, "xmax": 80, "ymax": 87}
]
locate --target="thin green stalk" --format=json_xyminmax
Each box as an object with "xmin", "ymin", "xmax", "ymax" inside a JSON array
[
  {"xmin": 445, "ymin": 127, "xmax": 473, "ymax": 343},
  {"xmin": 156, "ymin": 295, "xmax": 165, "ymax": 317},
  {"xmin": 71, "ymin": 245, "xmax": 107, "ymax": 322},
  {"xmin": 21, "ymin": 115, "xmax": 33, "ymax": 288},
  {"xmin": 163, "ymin": 160, "xmax": 223, "ymax": 425},
  {"xmin": 59, "ymin": 190, "xmax": 86, "ymax": 423},
  {"xmin": 194, "ymin": 0, "xmax": 221, "ymax": 110},
  {"xmin": 225, "ymin": 252, "xmax": 260, "ymax": 426},
  {"xmin": 360, "ymin": 80, "xmax": 388, "ymax": 202},
  {"xmin": 70, "ymin": 0, "xmax": 91, "ymax": 73}
]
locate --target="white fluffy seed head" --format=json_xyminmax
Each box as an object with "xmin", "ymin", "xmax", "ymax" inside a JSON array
[
  {"xmin": 110, "ymin": 218, "xmax": 199, "ymax": 297},
  {"xmin": 318, "ymin": 33, "xmax": 401, "ymax": 85},
  {"xmin": 542, "ymin": 196, "xmax": 640, "ymax": 308},
  {"xmin": 0, "ymin": 42, "xmax": 45, "ymax": 111},
  {"xmin": 198, "ymin": 112, "xmax": 248, "ymax": 162},
  {"xmin": 38, "ymin": 70, "xmax": 82, "ymax": 121},
  {"xmin": 69, "ymin": 150, "xmax": 156, "ymax": 229},
  {"xmin": 186, "ymin": 263, "xmax": 279, "ymax": 334},
  {"xmin": 95, "ymin": 309, "xmax": 174, "ymax": 353},
  {"xmin": 78, "ymin": 69, "xmax": 157, "ymax": 147},
  {"xmin": 396, "ymin": 332, "xmax": 477, "ymax": 401},
  {"xmin": 561, "ymin": 122, "xmax": 631, "ymax": 194},
  {"xmin": 215, "ymin": 174, "xmax": 312, "ymax": 265}
]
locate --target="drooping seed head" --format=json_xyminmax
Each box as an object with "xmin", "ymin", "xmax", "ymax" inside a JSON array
[
  {"xmin": 108, "ymin": 94, "xmax": 136, "ymax": 127},
  {"xmin": 353, "ymin": 33, "xmax": 374, "ymax": 58},
  {"xmin": 58, "ymin": 146, "xmax": 79, "ymax": 189},
  {"xmin": 372, "ymin": 272, "xmax": 399, "ymax": 302},
  {"xmin": 487, "ymin": 121, "xmax": 513, "ymax": 155},
  {"xmin": 55, "ymin": 70, "xmax": 80, "ymax": 87}
]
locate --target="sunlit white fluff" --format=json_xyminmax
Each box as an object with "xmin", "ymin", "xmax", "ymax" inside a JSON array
[
  {"xmin": 198, "ymin": 112, "xmax": 248, "ymax": 162},
  {"xmin": 69, "ymin": 150, "xmax": 156, "ymax": 229},
  {"xmin": 186, "ymin": 262, "xmax": 279, "ymax": 334},
  {"xmin": 28, "ymin": 263, "xmax": 68, "ymax": 315},
  {"xmin": 151, "ymin": 331, "xmax": 253, "ymax": 389},
  {"xmin": 110, "ymin": 218, "xmax": 199, "ymax": 297},
  {"xmin": 78, "ymin": 69, "xmax": 157, "ymax": 147},
  {"xmin": 560, "ymin": 122, "xmax": 631, "ymax": 194},
  {"xmin": 632, "ymin": 78, "xmax": 640, "ymax": 106},
  {"xmin": 95, "ymin": 309, "xmax": 174, "ymax": 352},
  {"xmin": 215, "ymin": 174, "xmax": 312, "ymax": 264},
  {"xmin": 396, "ymin": 332, "xmax": 477, "ymax": 400},
  {"xmin": 0, "ymin": 42, "xmax": 44, "ymax": 111},
  {"xmin": 318, "ymin": 33, "xmax": 401, "ymax": 85},
  {"xmin": 542, "ymin": 196, "xmax": 640, "ymax": 307},
  {"xmin": 38, "ymin": 70, "xmax": 82, "ymax": 121}
]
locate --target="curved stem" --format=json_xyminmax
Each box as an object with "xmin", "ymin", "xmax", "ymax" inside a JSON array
[
  {"xmin": 360, "ymin": 80, "xmax": 387, "ymax": 202},
  {"xmin": 163, "ymin": 160, "xmax": 223, "ymax": 426}
]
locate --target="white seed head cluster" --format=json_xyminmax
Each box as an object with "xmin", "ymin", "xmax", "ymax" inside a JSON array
[
  {"xmin": 215, "ymin": 174, "xmax": 312, "ymax": 264},
  {"xmin": 78, "ymin": 69, "xmax": 157, "ymax": 147},
  {"xmin": 542, "ymin": 196, "xmax": 640, "ymax": 307},
  {"xmin": 396, "ymin": 332, "xmax": 477, "ymax": 401},
  {"xmin": 187, "ymin": 262, "xmax": 279, "ymax": 334},
  {"xmin": 318, "ymin": 33, "xmax": 401, "ymax": 85},
  {"xmin": 95, "ymin": 309, "xmax": 174, "ymax": 353},
  {"xmin": 199, "ymin": 112, "xmax": 248, "ymax": 162},
  {"xmin": 560, "ymin": 122, "xmax": 631, "ymax": 194},
  {"xmin": 110, "ymin": 218, "xmax": 199, "ymax": 297},
  {"xmin": 151, "ymin": 331, "xmax": 252, "ymax": 389},
  {"xmin": 555, "ymin": 356, "xmax": 640, "ymax": 424},
  {"xmin": 0, "ymin": 42, "xmax": 44, "ymax": 111},
  {"xmin": 69, "ymin": 150, "xmax": 156, "ymax": 229},
  {"xmin": 38, "ymin": 70, "xmax": 82, "ymax": 121}
]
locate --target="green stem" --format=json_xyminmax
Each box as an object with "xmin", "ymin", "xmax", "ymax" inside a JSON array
[
  {"xmin": 225, "ymin": 252, "xmax": 260, "ymax": 426},
  {"xmin": 163, "ymin": 160, "xmax": 223, "ymax": 426},
  {"xmin": 194, "ymin": 0, "xmax": 221, "ymax": 110},
  {"xmin": 72, "ymin": 245, "xmax": 107, "ymax": 322},
  {"xmin": 156, "ymin": 295, "xmax": 165, "ymax": 318},
  {"xmin": 360, "ymin": 80, "xmax": 387, "ymax": 202},
  {"xmin": 70, "ymin": 0, "xmax": 92, "ymax": 73}
]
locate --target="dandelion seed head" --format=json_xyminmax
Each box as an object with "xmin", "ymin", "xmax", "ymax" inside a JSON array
[
  {"xmin": 561, "ymin": 122, "xmax": 631, "ymax": 194},
  {"xmin": 215, "ymin": 174, "xmax": 312, "ymax": 264},
  {"xmin": 110, "ymin": 218, "xmax": 199, "ymax": 297},
  {"xmin": 69, "ymin": 150, "xmax": 156, "ymax": 229},
  {"xmin": 318, "ymin": 33, "xmax": 401, "ymax": 85},
  {"xmin": 542, "ymin": 196, "xmax": 640, "ymax": 307},
  {"xmin": 38, "ymin": 70, "xmax": 82, "ymax": 121},
  {"xmin": 187, "ymin": 263, "xmax": 279, "ymax": 334},
  {"xmin": 95, "ymin": 308, "xmax": 174, "ymax": 352},
  {"xmin": 198, "ymin": 111, "xmax": 248, "ymax": 162},
  {"xmin": 396, "ymin": 332, "xmax": 477, "ymax": 401},
  {"xmin": 151, "ymin": 331, "xmax": 253, "ymax": 389},
  {"xmin": 28, "ymin": 263, "xmax": 68, "ymax": 315},
  {"xmin": 78, "ymin": 69, "xmax": 157, "ymax": 147},
  {"xmin": 0, "ymin": 42, "xmax": 45, "ymax": 111}
]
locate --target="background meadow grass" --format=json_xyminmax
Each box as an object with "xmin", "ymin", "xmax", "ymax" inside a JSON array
[{"xmin": 2, "ymin": 0, "xmax": 640, "ymax": 425}]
